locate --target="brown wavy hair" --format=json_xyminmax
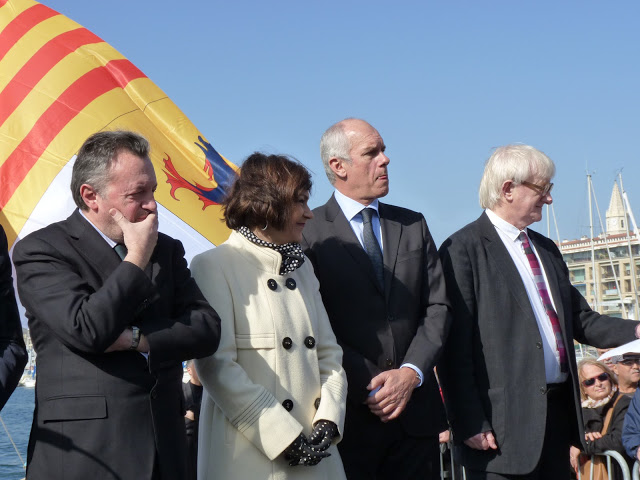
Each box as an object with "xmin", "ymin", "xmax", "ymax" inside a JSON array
[{"xmin": 223, "ymin": 152, "xmax": 312, "ymax": 231}]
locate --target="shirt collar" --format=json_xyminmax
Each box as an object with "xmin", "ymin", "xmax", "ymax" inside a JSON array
[
  {"xmin": 79, "ymin": 209, "xmax": 117, "ymax": 248},
  {"xmin": 486, "ymin": 208, "xmax": 526, "ymax": 242},
  {"xmin": 334, "ymin": 189, "xmax": 380, "ymax": 221}
]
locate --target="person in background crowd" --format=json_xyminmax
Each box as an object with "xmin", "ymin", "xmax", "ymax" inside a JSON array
[
  {"xmin": 302, "ymin": 118, "xmax": 451, "ymax": 479},
  {"xmin": 622, "ymin": 384, "xmax": 640, "ymax": 468},
  {"xmin": 0, "ymin": 224, "xmax": 27, "ymax": 411},
  {"xmin": 611, "ymin": 356, "xmax": 640, "ymax": 397},
  {"xmin": 438, "ymin": 144, "xmax": 640, "ymax": 479},
  {"xmin": 599, "ymin": 341, "xmax": 640, "ymax": 397},
  {"xmin": 570, "ymin": 359, "xmax": 632, "ymax": 478},
  {"xmin": 597, "ymin": 348, "xmax": 614, "ymax": 368},
  {"xmin": 192, "ymin": 152, "xmax": 348, "ymax": 479},
  {"xmin": 183, "ymin": 359, "xmax": 203, "ymax": 480},
  {"xmin": 12, "ymin": 130, "xmax": 221, "ymax": 480}
]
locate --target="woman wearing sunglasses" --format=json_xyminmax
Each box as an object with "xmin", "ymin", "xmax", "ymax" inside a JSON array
[{"xmin": 569, "ymin": 359, "xmax": 632, "ymax": 478}]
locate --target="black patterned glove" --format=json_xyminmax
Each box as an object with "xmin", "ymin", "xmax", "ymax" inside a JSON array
[
  {"xmin": 284, "ymin": 433, "xmax": 331, "ymax": 467},
  {"xmin": 308, "ymin": 420, "xmax": 339, "ymax": 451}
]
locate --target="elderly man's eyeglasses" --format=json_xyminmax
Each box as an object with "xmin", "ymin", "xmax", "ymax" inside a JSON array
[
  {"xmin": 521, "ymin": 181, "xmax": 554, "ymax": 197},
  {"xmin": 619, "ymin": 358, "xmax": 640, "ymax": 367},
  {"xmin": 582, "ymin": 372, "xmax": 609, "ymax": 387}
]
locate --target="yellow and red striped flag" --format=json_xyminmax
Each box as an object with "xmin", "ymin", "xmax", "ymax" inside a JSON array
[{"xmin": 0, "ymin": 0, "xmax": 236, "ymax": 260}]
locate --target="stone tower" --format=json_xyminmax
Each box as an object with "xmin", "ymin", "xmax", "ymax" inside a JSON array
[{"xmin": 606, "ymin": 181, "xmax": 627, "ymax": 235}]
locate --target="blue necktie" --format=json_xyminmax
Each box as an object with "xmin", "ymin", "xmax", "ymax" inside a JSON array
[{"xmin": 361, "ymin": 208, "xmax": 384, "ymax": 289}]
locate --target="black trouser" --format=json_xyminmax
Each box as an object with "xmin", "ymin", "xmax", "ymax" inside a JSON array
[{"xmin": 338, "ymin": 404, "xmax": 441, "ymax": 480}]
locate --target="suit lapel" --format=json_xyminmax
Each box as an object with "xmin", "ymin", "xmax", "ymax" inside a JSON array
[
  {"xmin": 324, "ymin": 195, "xmax": 384, "ymax": 294},
  {"xmin": 380, "ymin": 204, "xmax": 400, "ymax": 300},
  {"xmin": 478, "ymin": 213, "xmax": 539, "ymax": 320},
  {"xmin": 67, "ymin": 210, "xmax": 122, "ymax": 280}
]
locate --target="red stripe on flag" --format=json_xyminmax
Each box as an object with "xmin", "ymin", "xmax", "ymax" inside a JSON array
[
  {"xmin": 0, "ymin": 59, "xmax": 146, "ymax": 209},
  {"xmin": 0, "ymin": 28, "xmax": 103, "ymax": 128},
  {"xmin": 0, "ymin": 3, "xmax": 58, "ymax": 61}
]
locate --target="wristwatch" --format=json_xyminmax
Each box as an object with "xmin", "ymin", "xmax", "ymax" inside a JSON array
[{"xmin": 130, "ymin": 326, "xmax": 141, "ymax": 350}]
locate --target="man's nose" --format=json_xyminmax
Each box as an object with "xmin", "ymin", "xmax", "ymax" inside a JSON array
[{"xmin": 144, "ymin": 196, "xmax": 158, "ymax": 212}]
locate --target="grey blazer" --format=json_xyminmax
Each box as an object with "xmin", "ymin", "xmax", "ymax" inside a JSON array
[
  {"xmin": 302, "ymin": 194, "xmax": 451, "ymax": 436},
  {"xmin": 438, "ymin": 211, "xmax": 638, "ymax": 474}
]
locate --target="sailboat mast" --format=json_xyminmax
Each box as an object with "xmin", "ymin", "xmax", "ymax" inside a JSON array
[{"xmin": 588, "ymin": 173, "xmax": 599, "ymax": 310}]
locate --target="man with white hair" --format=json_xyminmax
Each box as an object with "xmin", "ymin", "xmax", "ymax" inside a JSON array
[{"xmin": 438, "ymin": 144, "xmax": 640, "ymax": 479}]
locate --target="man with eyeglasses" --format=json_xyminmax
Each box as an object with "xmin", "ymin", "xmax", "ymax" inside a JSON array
[
  {"xmin": 611, "ymin": 355, "xmax": 640, "ymax": 396},
  {"xmin": 438, "ymin": 144, "xmax": 640, "ymax": 479}
]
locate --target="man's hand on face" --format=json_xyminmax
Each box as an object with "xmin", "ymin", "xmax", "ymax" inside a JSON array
[{"xmin": 110, "ymin": 208, "xmax": 158, "ymax": 269}]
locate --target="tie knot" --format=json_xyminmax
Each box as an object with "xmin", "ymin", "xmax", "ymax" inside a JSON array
[
  {"xmin": 114, "ymin": 243, "xmax": 128, "ymax": 260},
  {"xmin": 518, "ymin": 231, "xmax": 530, "ymax": 247},
  {"xmin": 361, "ymin": 208, "xmax": 374, "ymax": 224}
]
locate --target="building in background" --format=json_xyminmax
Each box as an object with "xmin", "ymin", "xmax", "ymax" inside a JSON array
[{"xmin": 560, "ymin": 182, "xmax": 640, "ymax": 320}]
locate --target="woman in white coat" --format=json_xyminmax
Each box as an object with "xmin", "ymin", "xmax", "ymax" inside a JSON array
[{"xmin": 191, "ymin": 153, "xmax": 348, "ymax": 480}]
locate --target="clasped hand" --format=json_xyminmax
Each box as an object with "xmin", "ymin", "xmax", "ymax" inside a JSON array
[
  {"xmin": 365, "ymin": 367, "xmax": 418, "ymax": 422},
  {"xmin": 285, "ymin": 421, "xmax": 338, "ymax": 467}
]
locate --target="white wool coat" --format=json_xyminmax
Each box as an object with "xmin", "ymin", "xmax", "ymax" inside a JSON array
[{"xmin": 192, "ymin": 231, "xmax": 347, "ymax": 480}]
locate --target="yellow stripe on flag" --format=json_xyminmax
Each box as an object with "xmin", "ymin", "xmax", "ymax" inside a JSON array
[{"xmin": 0, "ymin": 0, "xmax": 236, "ymax": 250}]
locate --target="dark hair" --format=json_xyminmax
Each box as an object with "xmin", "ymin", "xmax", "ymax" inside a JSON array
[
  {"xmin": 71, "ymin": 130, "xmax": 150, "ymax": 210},
  {"xmin": 223, "ymin": 152, "xmax": 312, "ymax": 231}
]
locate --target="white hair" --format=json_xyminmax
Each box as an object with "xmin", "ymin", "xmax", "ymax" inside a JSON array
[
  {"xmin": 478, "ymin": 144, "xmax": 556, "ymax": 209},
  {"xmin": 319, "ymin": 119, "xmax": 356, "ymax": 185}
]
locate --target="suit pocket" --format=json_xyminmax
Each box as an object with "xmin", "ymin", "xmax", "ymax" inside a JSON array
[
  {"xmin": 41, "ymin": 395, "xmax": 107, "ymax": 422},
  {"xmin": 396, "ymin": 247, "xmax": 422, "ymax": 264}
]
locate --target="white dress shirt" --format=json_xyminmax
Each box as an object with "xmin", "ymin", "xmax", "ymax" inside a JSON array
[
  {"xmin": 486, "ymin": 209, "xmax": 568, "ymax": 384},
  {"xmin": 79, "ymin": 209, "xmax": 116, "ymax": 248},
  {"xmin": 333, "ymin": 190, "xmax": 424, "ymax": 389}
]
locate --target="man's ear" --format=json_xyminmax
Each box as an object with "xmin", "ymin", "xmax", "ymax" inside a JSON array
[
  {"xmin": 329, "ymin": 156, "xmax": 347, "ymax": 180},
  {"xmin": 501, "ymin": 180, "xmax": 515, "ymax": 202},
  {"xmin": 79, "ymin": 184, "xmax": 99, "ymax": 212}
]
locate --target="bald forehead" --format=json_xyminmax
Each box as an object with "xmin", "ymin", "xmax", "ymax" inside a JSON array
[{"xmin": 340, "ymin": 119, "xmax": 379, "ymax": 136}]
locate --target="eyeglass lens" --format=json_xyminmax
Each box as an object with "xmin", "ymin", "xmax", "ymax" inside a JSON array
[
  {"xmin": 620, "ymin": 358, "xmax": 640, "ymax": 366},
  {"xmin": 583, "ymin": 372, "xmax": 609, "ymax": 387}
]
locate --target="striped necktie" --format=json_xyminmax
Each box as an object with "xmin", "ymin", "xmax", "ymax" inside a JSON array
[{"xmin": 519, "ymin": 231, "xmax": 568, "ymax": 373}]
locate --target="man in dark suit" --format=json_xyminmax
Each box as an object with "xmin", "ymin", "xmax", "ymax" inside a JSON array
[
  {"xmin": 302, "ymin": 118, "xmax": 451, "ymax": 479},
  {"xmin": 0, "ymin": 224, "xmax": 27, "ymax": 411},
  {"xmin": 438, "ymin": 144, "xmax": 640, "ymax": 479},
  {"xmin": 13, "ymin": 130, "xmax": 221, "ymax": 480}
]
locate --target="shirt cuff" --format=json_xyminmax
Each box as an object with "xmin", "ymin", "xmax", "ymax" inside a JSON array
[{"xmin": 400, "ymin": 363, "xmax": 423, "ymax": 388}]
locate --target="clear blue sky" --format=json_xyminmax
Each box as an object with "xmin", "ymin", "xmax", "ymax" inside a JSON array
[{"xmin": 45, "ymin": 0, "xmax": 640, "ymax": 246}]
